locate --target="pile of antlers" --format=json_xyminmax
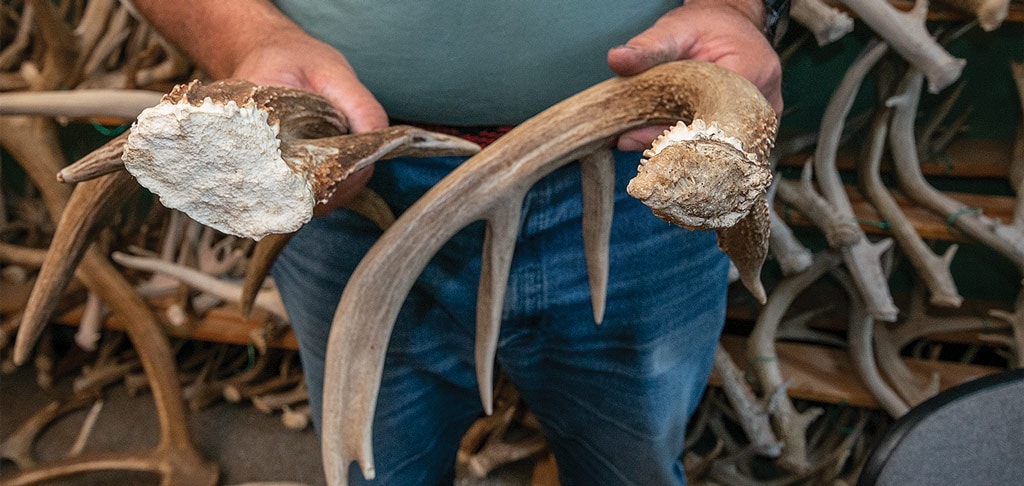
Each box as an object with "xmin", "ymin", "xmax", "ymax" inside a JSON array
[
  {"xmin": 0, "ymin": 0, "xmax": 217, "ymax": 483},
  {"xmin": 682, "ymin": 0, "xmax": 1022, "ymax": 482}
]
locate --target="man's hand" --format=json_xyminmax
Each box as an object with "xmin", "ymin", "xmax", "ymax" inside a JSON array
[
  {"xmin": 229, "ymin": 29, "xmax": 388, "ymax": 134},
  {"xmin": 228, "ymin": 30, "xmax": 388, "ymax": 215},
  {"xmin": 607, "ymin": 0, "xmax": 783, "ymax": 152}
]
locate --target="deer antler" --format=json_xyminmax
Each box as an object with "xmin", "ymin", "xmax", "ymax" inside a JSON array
[
  {"xmin": 790, "ymin": 0, "xmax": 854, "ymax": 46},
  {"xmin": 858, "ymin": 108, "xmax": 961, "ymax": 308},
  {"xmin": 121, "ymin": 79, "xmax": 480, "ymax": 240},
  {"xmin": 320, "ymin": 60, "xmax": 777, "ymax": 485},
  {"xmin": 888, "ymin": 68, "xmax": 1024, "ymax": 270},
  {"xmin": 812, "ymin": 39, "xmax": 899, "ymax": 321},
  {"xmin": 837, "ymin": 0, "xmax": 965, "ymax": 93},
  {"xmin": 13, "ymin": 79, "xmax": 481, "ymax": 371}
]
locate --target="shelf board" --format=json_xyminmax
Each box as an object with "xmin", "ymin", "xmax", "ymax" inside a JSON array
[
  {"xmin": 829, "ymin": 0, "xmax": 1024, "ymax": 23},
  {"xmin": 777, "ymin": 138, "xmax": 1016, "ymax": 180},
  {"xmin": 710, "ymin": 334, "xmax": 1002, "ymax": 409},
  {"xmin": 775, "ymin": 185, "xmax": 1017, "ymax": 241}
]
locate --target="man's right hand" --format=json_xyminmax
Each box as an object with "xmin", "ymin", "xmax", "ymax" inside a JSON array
[
  {"xmin": 229, "ymin": 28, "xmax": 388, "ymax": 135},
  {"xmin": 227, "ymin": 29, "xmax": 388, "ymax": 214}
]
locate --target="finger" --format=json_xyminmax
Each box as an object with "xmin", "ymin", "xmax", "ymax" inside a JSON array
[
  {"xmin": 608, "ymin": 45, "xmax": 676, "ymax": 77},
  {"xmin": 313, "ymin": 74, "xmax": 389, "ymax": 133},
  {"xmin": 312, "ymin": 166, "xmax": 375, "ymax": 216},
  {"xmin": 616, "ymin": 125, "xmax": 670, "ymax": 152},
  {"xmin": 767, "ymin": 92, "xmax": 783, "ymax": 118},
  {"xmin": 607, "ymin": 18, "xmax": 696, "ymax": 76}
]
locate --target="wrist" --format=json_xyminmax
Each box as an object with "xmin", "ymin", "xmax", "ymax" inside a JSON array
[
  {"xmin": 686, "ymin": 0, "xmax": 764, "ymax": 27},
  {"xmin": 685, "ymin": 0, "xmax": 789, "ymax": 45}
]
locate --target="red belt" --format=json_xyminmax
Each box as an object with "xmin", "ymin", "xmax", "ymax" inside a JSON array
[{"xmin": 402, "ymin": 122, "xmax": 515, "ymax": 149}]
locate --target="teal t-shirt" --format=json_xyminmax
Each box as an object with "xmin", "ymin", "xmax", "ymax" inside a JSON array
[{"xmin": 274, "ymin": 1, "xmax": 679, "ymax": 125}]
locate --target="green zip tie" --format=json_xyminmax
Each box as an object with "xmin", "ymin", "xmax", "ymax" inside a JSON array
[
  {"xmin": 89, "ymin": 118, "xmax": 129, "ymax": 136},
  {"xmin": 946, "ymin": 206, "xmax": 981, "ymax": 230},
  {"xmin": 857, "ymin": 217, "xmax": 890, "ymax": 230},
  {"xmin": 246, "ymin": 343, "xmax": 256, "ymax": 371}
]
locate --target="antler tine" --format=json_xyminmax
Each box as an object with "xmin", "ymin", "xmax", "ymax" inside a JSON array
[
  {"xmin": 241, "ymin": 233, "xmax": 294, "ymax": 318},
  {"xmin": 476, "ymin": 200, "xmax": 524, "ymax": 416},
  {"xmin": 322, "ymin": 137, "xmax": 610, "ymax": 484},
  {"xmin": 321, "ymin": 60, "xmax": 777, "ymax": 485},
  {"xmin": 112, "ymin": 251, "xmax": 288, "ymax": 319},
  {"xmin": 580, "ymin": 148, "xmax": 616, "ymax": 323},
  {"xmin": 719, "ymin": 198, "xmax": 770, "ymax": 303},
  {"xmin": 479, "ymin": 144, "xmax": 613, "ymax": 420},
  {"xmin": 341, "ymin": 188, "xmax": 397, "ymax": 231},
  {"xmin": 14, "ymin": 170, "xmax": 138, "ymax": 364},
  {"xmin": 57, "ymin": 131, "xmax": 129, "ymax": 183},
  {"xmin": 0, "ymin": 89, "xmax": 163, "ymax": 120}
]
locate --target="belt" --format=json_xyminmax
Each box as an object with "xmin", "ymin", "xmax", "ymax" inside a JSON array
[{"xmin": 400, "ymin": 121, "xmax": 515, "ymax": 149}]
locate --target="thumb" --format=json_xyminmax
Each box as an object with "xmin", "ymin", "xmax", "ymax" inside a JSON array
[
  {"xmin": 316, "ymin": 79, "xmax": 389, "ymax": 134},
  {"xmin": 607, "ymin": 21, "xmax": 695, "ymax": 76}
]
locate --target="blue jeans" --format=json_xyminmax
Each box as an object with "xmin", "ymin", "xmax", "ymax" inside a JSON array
[{"xmin": 272, "ymin": 151, "xmax": 729, "ymax": 485}]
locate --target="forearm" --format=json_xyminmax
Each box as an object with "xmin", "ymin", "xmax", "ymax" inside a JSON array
[{"xmin": 130, "ymin": 0, "xmax": 305, "ymax": 79}]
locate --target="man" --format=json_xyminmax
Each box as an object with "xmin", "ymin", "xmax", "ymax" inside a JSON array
[{"xmin": 132, "ymin": 1, "xmax": 787, "ymax": 483}]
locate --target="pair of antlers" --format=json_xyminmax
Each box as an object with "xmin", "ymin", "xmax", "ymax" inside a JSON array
[{"xmin": 14, "ymin": 60, "xmax": 776, "ymax": 485}]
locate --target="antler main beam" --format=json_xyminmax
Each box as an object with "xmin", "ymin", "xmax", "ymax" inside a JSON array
[{"xmin": 320, "ymin": 60, "xmax": 777, "ymax": 485}]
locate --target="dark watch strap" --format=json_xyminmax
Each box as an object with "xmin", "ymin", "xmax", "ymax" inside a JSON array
[{"xmin": 764, "ymin": 0, "xmax": 791, "ymax": 46}]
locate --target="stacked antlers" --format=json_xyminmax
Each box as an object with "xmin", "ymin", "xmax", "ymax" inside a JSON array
[
  {"xmin": 1, "ymin": 1, "xmax": 205, "ymax": 483},
  {"xmin": 6, "ymin": 1, "xmax": 1020, "ymax": 484}
]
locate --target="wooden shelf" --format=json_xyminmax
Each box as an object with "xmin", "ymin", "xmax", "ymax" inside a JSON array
[
  {"xmin": 775, "ymin": 185, "xmax": 1016, "ymax": 242},
  {"xmin": 893, "ymin": 0, "xmax": 1024, "ymax": 23},
  {"xmin": 777, "ymin": 138, "xmax": 1016, "ymax": 180},
  {"xmin": 774, "ymin": 136, "xmax": 1018, "ymax": 241},
  {"xmin": 828, "ymin": 0, "xmax": 1024, "ymax": 23},
  {"xmin": 709, "ymin": 334, "xmax": 1002, "ymax": 409}
]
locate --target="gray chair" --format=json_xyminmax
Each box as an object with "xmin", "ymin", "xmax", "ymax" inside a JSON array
[{"xmin": 858, "ymin": 368, "xmax": 1024, "ymax": 486}]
